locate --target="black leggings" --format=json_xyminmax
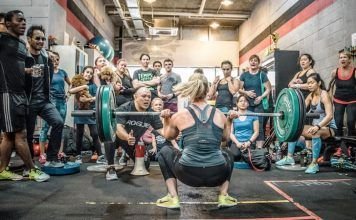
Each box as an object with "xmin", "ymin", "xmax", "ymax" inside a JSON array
[
  {"xmin": 334, "ymin": 102, "xmax": 356, "ymax": 136},
  {"xmin": 157, "ymin": 146, "xmax": 234, "ymax": 187},
  {"xmin": 76, "ymin": 124, "xmax": 102, "ymax": 156}
]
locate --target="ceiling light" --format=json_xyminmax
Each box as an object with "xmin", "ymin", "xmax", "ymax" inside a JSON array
[
  {"xmin": 144, "ymin": 0, "xmax": 156, "ymax": 3},
  {"xmin": 210, "ymin": 22, "xmax": 220, "ymax": 29},
  {"xmin": 221, "ymin": 0, "xmax": 233, "ymax": 6}
]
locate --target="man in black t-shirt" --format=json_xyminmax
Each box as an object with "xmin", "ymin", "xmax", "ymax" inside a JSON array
[
  {"xmin": 0, "ymin": 10, "xmax": 49, "ymax": 182},
  {"xmin": 25, "ymin": 25, "xmax": 64, "ymax": 168},
  {"xmin": 104, "ymin": 87, "xmax": 163, "ymax": 180}
]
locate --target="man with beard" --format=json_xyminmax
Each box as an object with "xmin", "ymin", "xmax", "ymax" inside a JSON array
[
  {"xmin": 25, "ymin": 25, "xmax": 64, "ymax": 168},
  {"xmin": 0, "ymin": 10, "xmax": 49, "ymax": 182}
]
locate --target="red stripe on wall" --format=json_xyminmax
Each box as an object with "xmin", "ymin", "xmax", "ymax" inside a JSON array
[
  {"xmin": 239, "ymin": 0, "xmax": 336, "ymax": 64},
  {"xmin": 56, "ymin": 0, "xmax": 67, "ymax": 9},
  {"xmin": 55, "ymin": 0, "xmax": 94, "ymax": 40},
  {"xmin": 66, "ymin": 9, "xmax": 94, "ymax": 40}
]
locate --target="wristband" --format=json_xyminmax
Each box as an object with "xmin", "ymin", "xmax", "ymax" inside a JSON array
[
  {"xmin": 315, "ymin": 125, "xmax": 321, "ymax": 130},
  {"xmin": 248, "ymin": 140, "xmax": 252, "ymax": 144}
]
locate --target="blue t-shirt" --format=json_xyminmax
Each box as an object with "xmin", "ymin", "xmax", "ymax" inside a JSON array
[
  {"xmin": 232, "ymin": 113, "xmax": 258, "ymax": 142},
  {"xmin": 51, "ymin": 69, "xmax": 68, "ymax": 99},
  {"xmin": 239, "ymin": 71, "xmax": 269, "ymax": 106}
]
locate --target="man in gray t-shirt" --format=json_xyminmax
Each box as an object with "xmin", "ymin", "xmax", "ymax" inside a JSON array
[{"xmin": 158, "ymin": 58, "xmax": 181, "ymax": 112}]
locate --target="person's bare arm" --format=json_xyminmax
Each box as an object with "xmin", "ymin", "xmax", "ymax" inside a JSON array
[
  {"xmin": 251, "ymin": 119, "xmax": 259, "ymax": 143},
  {"xmin": 132, "ymin": 77, "xmax": 160, "ymax": 89},
  {"xmin": 161, "ymin": 113, "xmax": 180, "ymax": 141},
  {"xmin": 69, "ymin": 85, "xmax": 88, "ymax": 94},
  {"xmin": 227, "ymin": 78, "xmax": 239, "ymax": 95},
  {"xmin": 319, "ymin": 91, "xmax": 334, "ymax": 127},
  {"xmin": 116, "ymin": 124, "xmax": 135, "ymax": 146},
  {"xmin": 79, "ymin": 96, "xmax": 95, "ymax": 103}
]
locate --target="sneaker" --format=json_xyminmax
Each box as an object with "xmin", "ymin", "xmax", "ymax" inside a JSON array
[
  {"xmin": 29, "ymin": 168, "xmax": 50, "ymax": 182},
  {"xmin": 276, "ymin": 156, "xmax": 295, "ymax": 166},
  {"xmin": 91, "ymin": 153, "xmax": 98, "ymax": 161},
  {"xmin": 75, "ymin": 155, "xmax": 82, "ymax": 164},
  {"xmin": 96, "ymin": 155, "xmax": 107, "ymax": 164},
  {"xmin": 106, "ymin": 166, "xmax": 118, "ymax": 181},
  {"xmin": 44, "ymin": 161, "xmax": 65, "ymax": 168},
  {"xmin": 218, "ymin": 194, "xmax": 237, "ymax": 208},
  {"xmin": 0, "ymin": 169, "xmax": 23, "ymax": 181},
  {"xmin": 156, "ymin": 194, "xmax": 180, "ymax": 209},
  {"xmin": 305, "ymin": 163, "xmax": 319, "ymax": 174},
  {"xmin": 39, "ymin": 154, "xmax": 47, "ymax": 165}
]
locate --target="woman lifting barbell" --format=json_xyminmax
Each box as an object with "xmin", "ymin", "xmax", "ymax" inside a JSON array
[
  {"xmin": 276, "ymin": 73, "xmax": 337, "ymax": 174},
  {"xmin": 157, "ymin": 73, "xmax": 237, "ymax": 209}
]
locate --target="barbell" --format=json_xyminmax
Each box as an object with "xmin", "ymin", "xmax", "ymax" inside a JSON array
[{"xmin": 71, "ymin": 85, "xmax": 319, "ymax": 143}]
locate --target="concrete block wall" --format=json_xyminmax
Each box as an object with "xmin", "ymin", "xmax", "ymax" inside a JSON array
[
  {"xmin": 238, "ymin": 0, "xmax": 356, "ymax": 83},
  {"xmin": 239, "ymin": 0, "xmax": 298, "ymax": 49}
]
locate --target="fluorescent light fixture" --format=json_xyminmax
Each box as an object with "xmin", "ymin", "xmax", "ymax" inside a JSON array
[
  {"xmin": 221, "ymin": 0, "xmax": 233, "ymax": 6},
  {"xmin": 210, "ymin": 21, "xmax": 220, "ymax": 29},
  {"xmin": 144, "ymin": 0, "xmax": 156, "ymax": 3}
]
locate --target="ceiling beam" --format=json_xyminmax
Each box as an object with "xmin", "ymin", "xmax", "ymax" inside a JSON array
[
  {"xmin": 198, "ymin": 0, "xmax": 207, "ymax": 15},
  {"xmin": 112, "ymin": 0, "xmax": 134, "ymax": 39}
]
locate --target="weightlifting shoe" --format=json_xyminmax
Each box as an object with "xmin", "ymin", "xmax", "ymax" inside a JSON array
[
  {"xmin": 305, "ymin": 163, "xmax": 319, "ymax": 174},
  {"xmin": 29, "ymin": 168, "xmax": 50, "ymax": 182},
  {"xmin": 218, "ymin": 194, "xmax": 237, "ymax": 208},
  {"xmin": 276, "ymin": 156, "xmax": 295, "ymax": 166},
  {"xmin": 0, "ymin": 169, "xmax": 23, "ymax": 181},
  {"xmin": 156, "ymin": 194, "xmax": 180, "ymax": 209}
]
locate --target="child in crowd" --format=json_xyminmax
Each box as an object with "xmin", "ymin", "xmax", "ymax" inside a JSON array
[
  {"xmin": 146, "ymin": 98, "xmax": 180, "ymax": 160},
  {"xmin": 69, "ymin": 66, "xmax": 103, "ymax": 163}
]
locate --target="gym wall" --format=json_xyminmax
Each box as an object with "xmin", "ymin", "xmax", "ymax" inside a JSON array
[{"xmin": 238, "ymin": 0, "xmax": 356, "ymax": 83}]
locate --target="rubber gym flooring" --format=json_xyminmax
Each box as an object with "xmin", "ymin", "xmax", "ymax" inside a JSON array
[{"xmin": 0, "ymin": 161, "xmax": 355, "ymax": 220}]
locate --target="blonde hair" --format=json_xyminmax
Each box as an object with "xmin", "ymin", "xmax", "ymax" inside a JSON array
[{"xmin": 173, "ymin": 73, "xmax": 209, "ymax": 102}]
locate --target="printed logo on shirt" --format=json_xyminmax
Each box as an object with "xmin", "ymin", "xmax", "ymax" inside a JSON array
[
  {"xmin": 126, "ymin": 120, "xmax": 151, "ymax": 128},
  {"xmin": 138, "ymin": 72, "xmax": 153, "ymax": 82}
]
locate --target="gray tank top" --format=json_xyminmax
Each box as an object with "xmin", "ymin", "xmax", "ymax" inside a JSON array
[
  {"xmin": 179, "ymin": 105, "xmax": 225, "ymax": 167},
  {"xmin": 309, "ymin": 95, "xmax": 337, "ymax": 129}
]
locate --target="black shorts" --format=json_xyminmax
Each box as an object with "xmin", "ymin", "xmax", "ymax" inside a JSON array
[{"xmin": 0, "ymin": 92, "xmax": 28, "ymax": 132}]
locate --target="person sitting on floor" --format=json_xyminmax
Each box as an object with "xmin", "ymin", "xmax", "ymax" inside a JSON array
[
  {"xmin": 229, "ymin": 95, "xmax": 259, "ymax": 161},
  {"xmin": 276, "ymin": 73, "xmax": 337, "ymax": 174}
]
